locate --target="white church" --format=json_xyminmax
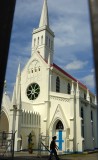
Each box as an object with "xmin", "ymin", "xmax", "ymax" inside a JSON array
[{"xmin": 0, "ymin": 0, "xmax": 98, "ymax": 153}]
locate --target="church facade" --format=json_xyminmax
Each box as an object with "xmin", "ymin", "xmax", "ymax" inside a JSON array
[{"xmin": 0, "ymin": 0, "xmax": 98, "ymax": 152}]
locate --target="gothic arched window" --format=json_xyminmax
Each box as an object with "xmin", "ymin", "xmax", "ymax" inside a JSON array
[
  {"xmin": 91, "ymin": 111, "xmax": 93, "ymax": 121},
  {"xmin": 51, "ymin": 41, "xmax": 53, "ymax": 49},
  {"xmin": 56, "ymin": 76, "xmax": 60, "ymax": 92},
  {"xmin": 81, "ymin": 107, "xmax": 84, "ymax": 119},
  {"xmin": 67, "ymin": 83, "xmax": 71, "ymax": 94},
  {"xmin": 84, "ymin": 93, "xmax": 86, "ymax": 100},
  {"xmin": 46, "ymin": 36, "xmax": 48, "ymax": 46},
  {"xmin": 90, "ymin": 97, "xmax": 92, "ymax": 103},
  {"xmin": 41, "ymin": 36, "xmax": 43, "ymax": 45},
  {"xmin": 49, "ymin": 38, "xmax": 50, "ymax": 48},
  {"xmin": 34, "ymin": 38, "xmax": 36, "ymax": 46},
  {"xmin": 56, "ymin": 120, "xmax": 64, "ymax": 130},
  {"xmin": 91, "ymin": 111, "xmax": 94, "ymax": 137},
  {"xmin": 38, "ymin": 37, "xmax": 39, "ymax": 45},
  {"xmin": 81, "ymin": 107, "xmax": 84, "ymax": 138}
]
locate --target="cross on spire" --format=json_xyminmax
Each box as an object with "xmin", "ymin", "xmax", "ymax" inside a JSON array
[{"xmin": 39, "ymin": 0, "xmax": 49, "ymax": 27}]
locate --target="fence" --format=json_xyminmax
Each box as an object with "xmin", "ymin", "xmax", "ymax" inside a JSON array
[
  {"xmin": 0, "ymin": 131, "xmax": 16, "ymax": 159},
  {"xmin": 38, "ymin": 134, "xmax": 50, "ymax": 157}
]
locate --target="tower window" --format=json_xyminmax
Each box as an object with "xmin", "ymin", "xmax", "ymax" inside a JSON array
[
  {"xmin": 56, "ymin": 120, "xmax": 64, "ymax": 130},
  {"xmin": 67, "ymin": 83, "xmax": 71, "ymax": 94},
  {"xmin": 56, "ymin": 76, "xmax": 60, "ymax": 92},
  {"xmin": 38, "ymin": 37, "xmax": 39, "ymax": 45},
  {"xmin": 32, "ymin": 69, "xmax": 33, "ymax": 73},
  {"xmin": 46, "ymin": 36, "xmax": 48, "ymax": 46},
  {"xmin": 34, "ymin": 38, "xmax": 36, "ymax": 46},
  {"xmin": 51, "ymin": 41, "xmax": 53, "ymax": 49},
  {"xmin": 41, "ymin": 36, "xmax": 43, "ymax": 45},
  {"xmin": 49, "ymin": 38, "xmax": 50, "ymax": 48},
  {"xmin": 38, "ymin": 67, "xmax": 40, "ymax": 71},
  {"xmin": 35, "ymin": 68, "xmax": 37, "ymax": 72}
]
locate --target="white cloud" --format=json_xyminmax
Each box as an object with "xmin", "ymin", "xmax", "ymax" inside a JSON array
[
  {"xmin": 80, "ymin": 74, "xmax": 95, "ymax": 88},
  {"xmin": 64, "ymin": 60, "xmax": 88, "ymax": 70},
  {"xmin": 91, "ymin": 68, "xmax": 95, "ymax": 73},
  {"xmin": 5, "ymin": 0, "xmax": 95, "ymax": 94}
]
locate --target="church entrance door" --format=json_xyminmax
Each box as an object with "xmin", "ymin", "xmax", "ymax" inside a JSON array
[
  {"xmin": 55, "ymin": 120, "xmax": 64, "ymax": 151},
  {"xmin": 56, "ymin": 130, "xmax": 64, "ymax": 150}
]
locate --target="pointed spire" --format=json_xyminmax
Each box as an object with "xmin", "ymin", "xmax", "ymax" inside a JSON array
[
  {"xmin": 16, "ymin": 64, "xmax": 21, "ymax": 99},
  {"xmin": 48, "ymin": 52, "xmax": 51, "ymax": 66},
  {"xmin": 71, "ymin": 81, "xmax": 74, "ymax": 95},
  {"xmin": 17, "ymin": 63, "xmax": 21, "ymax": 77},
  {"xmin": 87, "ymin": 89, "xmax": 90, "ymax": 101},
  {"xmin": 12, "ymin": 84, "xmax": 17, "ymax": 108},
  {"xmin": 95, "ymin": 95, "xmax": 97, "ymax": 105},
  {"xmin": 17, "ymin": 80, "xmax": 21, "ymax": 109},
  {"xmin": 4, "ymin": 80, "xmax": 7, "ymax": 94},
  {"xmin": 39, "ymin": 0, "xmax": 49, "ymax": 27},
  {"xmin": 76, "ymin": 81, "xmax": 80, "ymax": 96}
]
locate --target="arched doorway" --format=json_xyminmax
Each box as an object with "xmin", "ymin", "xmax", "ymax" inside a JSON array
[
  {"xmin": 0, "ymin": 111, "xmax": 9, "ymax": 132},
  {"xmin": 52, "ymin": 120, "xmax": 64, "ymax": 151}
]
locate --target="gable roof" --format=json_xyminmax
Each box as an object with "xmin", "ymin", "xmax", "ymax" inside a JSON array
[
  {"xmin": 53, "ymin": 63, "xmax": 87, "ymax": 90},
  {"xmin": 37, "ymin": 51, "xmax": 94, "ymax": 94}
]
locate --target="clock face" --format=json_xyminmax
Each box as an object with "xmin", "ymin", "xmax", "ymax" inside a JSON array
[{"xmin": 27, "ymin": 83, "xmax": 40, "ymax": 100}]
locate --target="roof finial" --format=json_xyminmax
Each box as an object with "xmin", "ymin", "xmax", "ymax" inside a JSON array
[
  {"xmin": 39, "ymin": 0, "xmax": 49, "ymax": 27},
  {"xmin": 4, "ymin": 80, "xmax": 7, "ymax": 94}
]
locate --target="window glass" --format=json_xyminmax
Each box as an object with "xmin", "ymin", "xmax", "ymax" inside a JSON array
[
  {"xmin": 56, "ymin": 76, "xmax": 60, "ymax": 92},
  {"xmin": 56, "ymin": 120, "xmax": 64, "ymax": 130},
  {"xmin": 41, "ymin": 36, "xmax": 43, "ymax": 45},
  {"xmin": 67, "ymin": 83, "xmax": 71, "ymax": 94}
]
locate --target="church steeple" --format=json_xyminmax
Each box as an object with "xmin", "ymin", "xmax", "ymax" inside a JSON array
[
  {"xmin": 31, "ymin": 0, "xmax": 55, "ymax": 65},
  {"xmin": 39, "ymin": 0, "xmax": 49, "ymax": 27}
]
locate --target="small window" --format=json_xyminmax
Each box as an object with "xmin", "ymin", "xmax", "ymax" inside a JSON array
[
  {"xmin": 32, "ymin": 69, "xmax": 33, "ymax": 73},
  {"xmin": 49, "ymin": 38, "xmax": 50, "ymax": 48},
  {"xmin": 38, "ymin": 67, "xmax": 40, "ymax": 71},
  {"xmin": 84, "ymin": 93, "xmax": 86, "ymax": 100},
  {"xmin": 46, "ymin": 36, "xmax": 48, "ymax": 46},
  {"xmin": 91, "ymin": 111, "xmax": 94, "ymax": 137},
  {"xmin": 90, "ymin": 97, "xmax": 92, "ymax": 103},
  {"xmin": 35, "ymin": 68, "xmax": 37, "ymax": 72},
  {"xmin": 81, "ymin": 107, "xmax": 84, "ymax": 137},
  {"xmin": 81, "ymin": 107, "xmax": 84, "ymax": 119},
  {"xmin": 91, "ymin": 111, "xmax": 93, "ymax": 121},
  {"xmin": 38, "ymin": 37, "xmax": 39, "ymax": 45},
  {"xmin": 81, "ymin": 125, "xmax": 84, "ymax": 138},
  {"xmin": 67, "ymin": 83, "xmax": 71, "ymax": 94},
  {"xmin": 34, "ymin": 38, "xmax": 36, "ymax": 46},
  {"xmin": 51, "ymin": 41, "xmax": 53, "ymax": 49},
  {"xmin": 56, "ymin": 76, "xmax": 60, "ymax": 92},
  {"xmin": 41, "ymin": 36, "xmax": 43, "ymax": 45},
  {"xmin": 56, "ymin": 120, "xmax": 64, "ymax": 130}
]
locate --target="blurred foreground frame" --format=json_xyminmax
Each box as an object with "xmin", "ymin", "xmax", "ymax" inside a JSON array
[
  {"xmin": 0, "ymin": 0, "xmax": 98, "ymax": 110},
  {"xmin": 89, "ymin": 0, "xmax": 98, "ymax": 97},
  {"xmin": 0, "ymin": 0, "xmax": 16, "ymax": 111}
]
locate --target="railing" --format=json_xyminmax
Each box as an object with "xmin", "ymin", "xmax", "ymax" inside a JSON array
[
  {"xmin": 37, "ymin": 134, "xmax": 50, "ymax": 157},
  {"xmin": 0, "ymin": 131, "xmax": 16, "ymax": 159},
  {"xmin": 41, "ymin": 142, "xmax": 50, "ymax": 152}
]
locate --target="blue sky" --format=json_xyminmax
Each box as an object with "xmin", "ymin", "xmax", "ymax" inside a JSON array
[{"xmin": 5, "ymin": 0, "xmax": 96, "ymax": 96}]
